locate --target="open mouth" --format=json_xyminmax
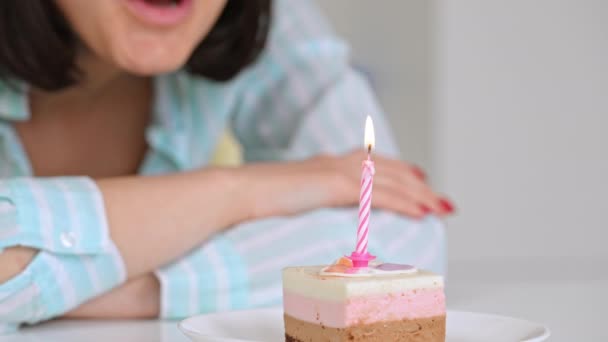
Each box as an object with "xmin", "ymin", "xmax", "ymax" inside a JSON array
[
  {"xmin": 143, "ymin": 0, "xmax": 182, "ymax": 7},
  {"xmin": 124, "ymin": 0, "xmax": 193, "ymax": 26}
]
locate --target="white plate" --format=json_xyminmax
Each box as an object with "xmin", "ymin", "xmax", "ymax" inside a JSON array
[{"xmin": 179, "ymin": 308, "xmax": 550, "ymax": 342}]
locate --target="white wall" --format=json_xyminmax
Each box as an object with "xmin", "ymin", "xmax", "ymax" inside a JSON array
[
  {"xmin": 320, "ymin": 0, "xmax": 608, "ymax": 264},
  {"xmin": 433, "ymin": 0, "xmax": 608, "ymax": 262},
  {"xmin": 317, "ymin": 0, "xmax": 433, "ymax": 169}
]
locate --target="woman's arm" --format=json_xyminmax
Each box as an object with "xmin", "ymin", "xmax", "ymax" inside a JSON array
[
  {"xmin": 102, "ymin": 151, "xmax": 449, "ymax": 281},
  {"xmin": 0, "ymin": 169, "xmax": 247, "ymax": 286},
  {"xmin": 43, "ymin": 151, "xmax": 438, "ymax": 319},
  {"xmin": 64, "ymin": 273, "xmax": 160, "ymax": 319},
  {"xmin": 1, "ymin": 151, "xmax": 437, "ymax": 283},
  {"xmin": 98, "ymin": 168, "xmax": 248, "ymax": 279}
]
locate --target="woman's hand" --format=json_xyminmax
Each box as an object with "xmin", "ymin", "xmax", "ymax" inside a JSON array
[
  {"xmin": 235, "ymin": 150, "xmax": 454, "ymax": 220},
  {"xmin": 334, "ymin": 151, "xmax": 454, "ymax": 218}
]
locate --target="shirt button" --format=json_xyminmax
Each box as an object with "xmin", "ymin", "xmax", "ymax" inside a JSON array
[{"xmin": 60, "ymin": 231, "xmax": 76, "ymax": 248}]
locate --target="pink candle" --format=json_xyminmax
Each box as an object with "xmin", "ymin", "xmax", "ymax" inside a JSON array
[
  {"xmin": 356, "ymin": 156, "xmax": 375, "ymax": 254},
  {"xmin": 349, "ymin": 116, "xmax": 376, "ymax": 268}
]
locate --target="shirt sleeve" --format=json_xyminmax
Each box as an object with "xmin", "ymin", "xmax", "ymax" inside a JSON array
[
  {"xmin": 154, "ymin": 234, "xmax": 248, "ymax": 319},
  {"xmin": 155, "ymin": 208, "xmax": 446, "ymax": 318},
  {"xmin": 231, "ymin": 0, "xmax": 400, "ymax": 162},
  {"xmin": 0, "ymin": 177, "xmax": 126, "ymax": 333}
]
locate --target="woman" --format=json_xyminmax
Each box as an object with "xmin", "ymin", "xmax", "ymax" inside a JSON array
[{"xmin": 0, "ymin": 0, "xmax": 452, "ymax": 332}]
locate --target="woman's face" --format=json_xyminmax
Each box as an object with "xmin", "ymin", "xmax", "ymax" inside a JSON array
[{"xmin": 54, "ymin": 0, "xmax": 227, "ymax": 75}]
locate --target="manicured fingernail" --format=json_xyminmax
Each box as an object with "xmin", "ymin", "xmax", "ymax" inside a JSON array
[
  {"xmin": 412, "ymin": 166, "xmax": 426, "ymax": 180},
  {"xmin": 439, "ymin": 198, "xmax": 454, "ymax": 213},
  {"xmin": 420, "ymin": 205, "xmax": 431, "ymax": 214}
]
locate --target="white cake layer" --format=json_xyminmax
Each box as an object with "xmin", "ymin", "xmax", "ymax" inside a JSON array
[{"xmin": 282, "ymin": 266, "xmax": 443, "ymax": 301}]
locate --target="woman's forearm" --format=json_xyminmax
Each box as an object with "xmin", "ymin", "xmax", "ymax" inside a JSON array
[
  {"xmin": 64, "ymin": 273, "xmax": 160, "ymax": 319},
  {"xmin": 102, "ymin": 153, "xmax": 449, "ymax": 280},
  {"xmin": 99, "ymin": 168, "xmax": 251, "ymax": 279}
]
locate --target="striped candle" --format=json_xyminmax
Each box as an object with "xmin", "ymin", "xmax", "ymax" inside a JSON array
[
  {"xmin": 356, "ymin": 157, "xmax": 375, "ymax": 254},
  {"xmin": 349, "ymin": 116, "xmax": 376, "ymax": 268}
]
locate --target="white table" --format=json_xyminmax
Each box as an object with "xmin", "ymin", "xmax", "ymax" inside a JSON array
[
  {"xmin": 446, "ymin": 258, "xmax": 607, "ymax": 342},
  {"xmin": 4, "ymin": 258, "xmax": 606, "ymax": 342}
]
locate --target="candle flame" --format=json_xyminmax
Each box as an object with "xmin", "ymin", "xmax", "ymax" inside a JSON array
[{"xmin": 364, "ymin": 115, "xmax": 375, "ymax": 152}]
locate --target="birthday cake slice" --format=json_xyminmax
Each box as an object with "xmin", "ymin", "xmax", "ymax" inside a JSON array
[{"xmin": 282, "ymin": 258, "xmax": 446, "ymax": 342}]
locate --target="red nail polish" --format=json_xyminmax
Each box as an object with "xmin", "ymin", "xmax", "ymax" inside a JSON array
[
  {"xmin": 420, "ymin": 205, "xmax": 431, "ymax": 214},
  {"xmin": 413, "ymin": 166, "xmax": 426, "ymax": 180},
  {"xmin": 439, "ymin": 199, "xmax": 454, "ymax": 213}
]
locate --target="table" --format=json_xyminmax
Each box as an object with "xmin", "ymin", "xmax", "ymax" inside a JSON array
[
  {"xmin": 4, "ymin": 258, "xmax": 606, "ymax": 342},
  {"xmin": 447, "ymin": 257, "xmax": 607, "ymax": 341}
]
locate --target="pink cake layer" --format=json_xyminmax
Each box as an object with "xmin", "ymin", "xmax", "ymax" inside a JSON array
[{"xmin": 283, "ymin": 288, "xmax": 445, "ymax": 328}]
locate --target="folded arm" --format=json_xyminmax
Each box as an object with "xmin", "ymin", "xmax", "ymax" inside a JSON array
[{"xmin": 0, "ymin": 171, "xmax": 250, "ymax": 330}]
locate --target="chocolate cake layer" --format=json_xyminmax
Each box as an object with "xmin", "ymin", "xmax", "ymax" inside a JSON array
[{"xmin": 284, "ymin": 314, "xmax": 446, "ymax": 342}]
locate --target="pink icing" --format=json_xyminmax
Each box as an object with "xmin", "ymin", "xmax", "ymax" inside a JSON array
[{"xmin": 283, "ymin": 288, "xmax": 445, "ymax": 328}]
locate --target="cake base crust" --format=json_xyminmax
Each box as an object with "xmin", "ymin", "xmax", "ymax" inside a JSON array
[{"xmin": 284, "ymin": 314, "xmax": 446, "ymax": 342}]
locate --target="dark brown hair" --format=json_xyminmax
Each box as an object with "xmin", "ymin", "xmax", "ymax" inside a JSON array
[{"xmin": 0, "ymin": 0, "xmax": 271, "ymax": 91}]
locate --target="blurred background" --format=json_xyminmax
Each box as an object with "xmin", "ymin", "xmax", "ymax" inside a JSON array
[
  {"xmin": 318, "ymin": 0, "xmax": 607, "ymax": 269},
  {"xmin": 319, "ymin": 1, "xmax": 606, "ymax": 339}
]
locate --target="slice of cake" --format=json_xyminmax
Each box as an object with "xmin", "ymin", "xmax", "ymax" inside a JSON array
[{"xmin": 282, "ymin": 262, "xmax": 446, "ymax": 342}]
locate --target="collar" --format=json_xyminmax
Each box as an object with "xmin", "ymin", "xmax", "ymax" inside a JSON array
[
  {"xmin": 0, "ymin": 80, "xmax": 30, "ymax": 121},
  {"xmin": 0, "ymin": 74, "xmax": 181, "ymax": 123}
]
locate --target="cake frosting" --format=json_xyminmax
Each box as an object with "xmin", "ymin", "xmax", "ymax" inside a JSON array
[
  {"xmin": 282, "ymin": 264, "xmax": 446, "ymax": 341},
  {"xmin": 284, "ymin": 266, "xmax": 443, "ymax": 300}
]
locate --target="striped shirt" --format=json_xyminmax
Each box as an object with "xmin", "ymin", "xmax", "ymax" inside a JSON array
[{"xmin": 0, "ymin": 0, "xmax": 445, "ymax": 334}]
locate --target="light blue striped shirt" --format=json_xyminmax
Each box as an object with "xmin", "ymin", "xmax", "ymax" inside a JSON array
[{"xmin": 0, "ymin": 0, "xmax": 445, "ymax": 334}]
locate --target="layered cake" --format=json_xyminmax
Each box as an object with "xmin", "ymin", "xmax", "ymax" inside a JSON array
[{"xmin": 282, "ymin": 259, "xmax": 445, "ymax": 341}]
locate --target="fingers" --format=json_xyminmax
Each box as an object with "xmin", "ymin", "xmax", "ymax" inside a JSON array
[
  {"xmin": 378, "ymin": 165, "xmax": 443, "ymax": 213},
  {"xmin": 313, "ymin": 151, "xmax": 455, "ymax": 218},
  {"xmin": 371, "ymin": 184, "xmax": 429, "ymax": 218},
  {"xmin": 373, "ymin": 173, "xmax": 439, "ymax": 216},
  {"xmin": 376, "ymin": 156, "xmax": 422, "ymax": 179},
  {"xmin": 372, "ymin": 155, "xmax": 455, "ymax": 217}
]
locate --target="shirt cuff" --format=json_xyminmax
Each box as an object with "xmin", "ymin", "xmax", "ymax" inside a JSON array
[
  {"xmin": 0, "ymin": 177, "xmax": 126, "ymax": 331},
  {"xmin": 155, "ymin": 235, "xmax": 249, "ymax": 319},
  {"xmin": 0, "ymin": 246, "xmax": 126, "ymax": 331},
  {"xmin": 0, "ymin": 177, "xmax": 113, "ymax": 255}
]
